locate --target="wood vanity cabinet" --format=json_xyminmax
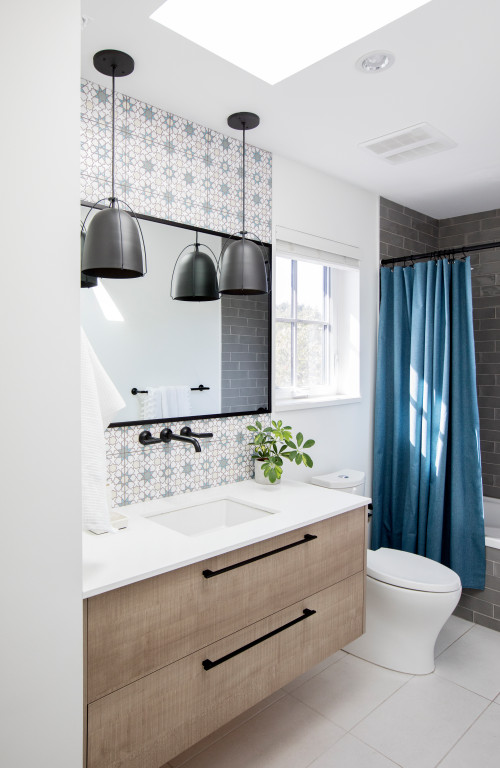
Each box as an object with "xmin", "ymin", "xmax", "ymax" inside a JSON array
[{"xmin": 84, "ymin": 506, "xmax": 367, "ymax": 768}]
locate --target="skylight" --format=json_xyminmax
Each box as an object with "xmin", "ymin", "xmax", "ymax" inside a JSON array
[{"xmin": 150, "ymin": 0, "xmax": 431, "ymax": 85}]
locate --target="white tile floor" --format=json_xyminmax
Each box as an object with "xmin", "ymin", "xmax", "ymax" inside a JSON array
[{"xmin": 167, "ymin": 617, "xmax": 500, "ymax": 768}]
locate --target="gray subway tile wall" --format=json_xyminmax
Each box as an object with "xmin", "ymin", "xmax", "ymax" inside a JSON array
[
  {"xmin": 381, "ymin": 200, "xmax": 500, "ymax": 498},
  {"xmin": 455, "ymin": 547, "xmax": 500, "ymax": 632},
  {"xmin": 380, "ymin": 197, "xmax": 439, "ymax": 260},
  {"xmin": 381, "ymin": 199, "xmax": 500, "ymax": 631},
  {"xmin": 221, "ymin": 295, "xmax": 269, "ymax": 412},
  {"xmin": 437, "ymin": 209, "xmax": 500, "ymax": 500}
]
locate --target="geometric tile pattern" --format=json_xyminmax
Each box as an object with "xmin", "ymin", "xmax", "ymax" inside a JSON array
[
  {"xmin": 105, "ymin": 413, "xmax": 271, "ymax": 507},
  {"xmin": 81, "ymin": 79, "xmax": 272, "ymax": 242}
]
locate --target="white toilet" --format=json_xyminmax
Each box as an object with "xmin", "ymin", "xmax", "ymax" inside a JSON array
[{"xmin": 311, "ymin": 469, "xmax": 462, "ymax": 675}]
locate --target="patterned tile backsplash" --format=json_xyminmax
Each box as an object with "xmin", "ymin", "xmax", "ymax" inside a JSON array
[
  {"xmin": 105, "ymin": 414, "xmax": 271, "ymax": 507},
  {"xmin": 80, "ymin": 79, "xmax": 272, "ymax": 243}
]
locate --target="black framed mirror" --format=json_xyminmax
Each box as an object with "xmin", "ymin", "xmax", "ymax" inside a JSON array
[{"xmin": 80, "ymin": 204, "xmax": 272, "ymax": 427}]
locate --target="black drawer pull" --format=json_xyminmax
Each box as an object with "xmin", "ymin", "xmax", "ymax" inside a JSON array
[
  {"xmin": 202, "ymin": 608, "xmax": 316, "ymax": 671},
  {"xmin": 202, "ymin": 533, "xmax": 317, "ymax": 579}
]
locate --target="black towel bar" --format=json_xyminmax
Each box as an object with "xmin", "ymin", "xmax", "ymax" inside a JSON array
[{"xmin": 131, "ymin": 385, "xmax": 210, "ymax": 394}]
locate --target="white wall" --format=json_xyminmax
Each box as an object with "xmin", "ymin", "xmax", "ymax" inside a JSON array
[
  {"xmin": 0, "ymin": 3, "xmax": 82, "ymax": 767},
  {"xmin": 272, "ymin": 155, "xmax": 379, "ymax": 493}
]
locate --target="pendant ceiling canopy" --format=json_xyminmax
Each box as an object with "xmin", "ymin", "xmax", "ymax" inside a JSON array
[
  {"xmin": 219, "ymin": 112, "xmax": 269, "ymax": 296},
  {"xmin": 81, "ymin": 50, "xmax": 146, "ymax": 281}
]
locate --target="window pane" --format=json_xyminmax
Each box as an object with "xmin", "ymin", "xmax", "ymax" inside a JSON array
[
  {"xmin": 275, "ymin": 322, "xmax": 292, "ymax": 388},
  {"xmin": 297, "ymin": 261, "xmax": 325, "ymax": 321},
  {"xmin": 296, "ymin": 323, "xmax": 323, "ymax": 387},
  {"xmin": 275, "ymin": 257, "xmax": 292, "ymax": 318}
]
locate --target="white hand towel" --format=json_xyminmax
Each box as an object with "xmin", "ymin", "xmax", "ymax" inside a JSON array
[
  {"xmin": 160, "ymin": 386, "xmax": 192, "ymax": 418},
  {"xmin": 81, "ymin": 328, "xmax": 126, "ymax": 533},
  {"xmin": 139, "ymin": 387, "xmax": 163, "ymax": 420}
]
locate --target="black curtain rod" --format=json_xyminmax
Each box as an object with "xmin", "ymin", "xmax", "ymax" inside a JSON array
[{"xmin": 380, "ymin": 240, "xmax": 500, "ymax": 267}]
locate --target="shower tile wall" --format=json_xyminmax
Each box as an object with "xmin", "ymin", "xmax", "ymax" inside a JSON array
[
  {"xmin": 380, "ymin": 200, "xmax": 500, "ymax": 499},
  {"xmin": 380, "ymin": 197, "xmax": 438, "ymax": 260},
  {"xmin": 221, "ymin": 294, "xmax": 269, "ymax": 413},
  {"xmin": 438, "ymin": 209, "xmax": 500, "ymax": 499},
  {"xmin": 380, "ymin": 200, "xmax": 500, "ymax": 632},
  {"xmin": 455, "ymin": 545, "xmax": 500, "ymax": 632}
]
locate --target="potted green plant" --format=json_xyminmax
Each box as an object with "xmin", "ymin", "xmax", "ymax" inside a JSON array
[{"xmin": 247, "ymin": 420, "xmax": 315, "ymax": 484}]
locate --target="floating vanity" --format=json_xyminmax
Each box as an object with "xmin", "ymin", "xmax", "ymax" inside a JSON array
[{"xmin": 83, "ymin": 480, "xmax": 369, "ymax": 768}]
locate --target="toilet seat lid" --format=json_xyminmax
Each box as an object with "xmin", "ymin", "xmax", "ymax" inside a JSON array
[{"xmin": 367, "ymin": 548, "xmax": 462, "ymax": 593}]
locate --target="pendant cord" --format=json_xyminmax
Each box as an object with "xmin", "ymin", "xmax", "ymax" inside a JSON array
[
  {"xmin": 111, "ymin": 65, "xmax": 116, "ymax": 203},
  {"xmin": 242, "ymin": 122, "xmax": 246, "ymax": 234}
]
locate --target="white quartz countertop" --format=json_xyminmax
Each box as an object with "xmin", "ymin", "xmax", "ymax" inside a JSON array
[{"xmin": 82, "ymin": 480, "xmax": 371, "ymax": 598}]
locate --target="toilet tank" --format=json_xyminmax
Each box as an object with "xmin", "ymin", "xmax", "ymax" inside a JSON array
[{"xmin": 311, "ymin": 469, "xmax": 365, "ymax": 495}]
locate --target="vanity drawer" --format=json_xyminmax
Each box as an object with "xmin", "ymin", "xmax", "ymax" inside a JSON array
[
  {"xmin": 87, "ymin": 507, "xmax": 365, "ymax": 702},
  {"xmin": 87, "ymin": 571, "xmax": 364, "ymax": 768}
]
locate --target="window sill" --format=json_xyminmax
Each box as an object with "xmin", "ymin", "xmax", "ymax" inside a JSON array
[{"xmin": 274, "ymin": 394, "xmax": 361, "ymax": 412}]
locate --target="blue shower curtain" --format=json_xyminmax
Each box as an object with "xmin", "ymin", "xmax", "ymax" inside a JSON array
[{"xmin": 372, "ymin": 258, "xmax": 485, "ymax": 589}]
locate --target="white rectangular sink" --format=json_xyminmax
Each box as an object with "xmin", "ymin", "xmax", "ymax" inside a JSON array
[{"xmin": 150, "ymin": 499, "xmax": 275, "ymax": 537}]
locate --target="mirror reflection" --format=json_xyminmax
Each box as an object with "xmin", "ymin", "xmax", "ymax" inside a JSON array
[{"xmin": 80, "ymin": 207, "xmax": 271, "ymax": 424}]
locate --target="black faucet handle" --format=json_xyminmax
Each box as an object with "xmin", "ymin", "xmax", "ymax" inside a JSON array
[
  {"xmin": 180, "ymin": 426, "xmax": 213, "ymax": 439},
  {"xmin": 139, "ymin": 430, "xmax": 162, "ymax": 446},
  {"xmin": 159, "ymin": 428, "xmax": 173, "ymax": 443}
]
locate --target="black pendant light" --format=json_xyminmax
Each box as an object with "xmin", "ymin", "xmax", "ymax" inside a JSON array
[
  {"xmin": 219, "ymin": 112, "xmax": 269, "ymax": 295},
  {"xmin": 171, "ymin": 231, "xmax": 220, "ymax": 301},
  {"xmin": 81, "ymin": 50, "xmax": 146, "ymax": 279}
]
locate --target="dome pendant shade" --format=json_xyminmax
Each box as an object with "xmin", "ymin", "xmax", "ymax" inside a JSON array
[
  {"xmin": 171, "ymin": 244, "xmax": 219, "ymax": 302},
  {"xmin": 81, "ymin": 207, "xmax": 145, "ymax": 279},
  {"xmin": 219, "ymin": 237, "xmax": 268, "ymax": 295},
  {"xmin": 81, "ymin": 50, "xmax": 146, "ymax": 279},
  {"xmin": 221, "ymin": 111, "xmax": 269, "ymax": 295}
]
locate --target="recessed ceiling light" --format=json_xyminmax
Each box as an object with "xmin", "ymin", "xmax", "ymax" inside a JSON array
[
  {"xmin": 150, "ymin": 0, "xmax": 431, "ymax": 85},
  {"xmin": 356, "ymin": 50, "xmax": 395, "ymax": 73}
]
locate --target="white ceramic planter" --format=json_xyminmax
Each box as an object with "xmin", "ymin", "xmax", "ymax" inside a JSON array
[{"xmin": 254, "ymin": 459, "xmax": 281, "ymax": 485}]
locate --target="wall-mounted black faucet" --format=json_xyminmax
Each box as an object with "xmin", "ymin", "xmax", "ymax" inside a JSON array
[
  {"xmin": 138, "ymin": 426, "xmax": 213, "ymax": 451},
  {"xmin": 160, "ymin": 428, "xmax": 201, "ymax": 452}
]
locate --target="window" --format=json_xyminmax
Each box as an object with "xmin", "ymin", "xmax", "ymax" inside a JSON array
[{"xmin": 275, "ymin": 237, "xmax": 360, "ymax": 408}]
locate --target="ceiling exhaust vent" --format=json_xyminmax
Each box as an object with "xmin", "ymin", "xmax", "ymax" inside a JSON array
[{"xmin": 360, "ymin": 123, "xmax": 456, "ymax": 164}]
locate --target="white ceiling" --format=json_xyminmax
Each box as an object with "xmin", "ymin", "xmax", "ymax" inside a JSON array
[{"xmin": 81, "ymin": 0, "xmax": 500, "ymax": 220}]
